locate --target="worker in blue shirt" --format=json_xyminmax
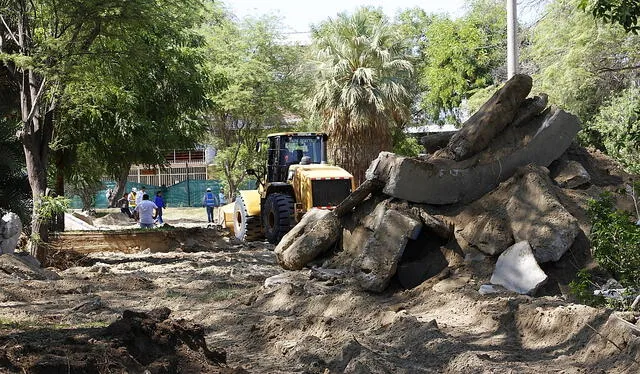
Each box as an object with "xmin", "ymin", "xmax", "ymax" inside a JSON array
[{"xmin": 202, "ymin": 187, "xmax": 220, "ymax": 223}]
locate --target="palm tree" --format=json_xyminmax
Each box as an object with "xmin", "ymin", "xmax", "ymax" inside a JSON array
[{"xmin": 310, "ymin": 7, "xmax": 413, "ymax": 184}]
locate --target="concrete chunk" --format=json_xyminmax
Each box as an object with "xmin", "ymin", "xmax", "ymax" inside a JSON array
[
  {"xmin": 459, "ymin": 214, "xmax": 514, "ymax": 256},
  {"xmin": 0, "ymin": 213, "xmax": 22, "ymax": 255},
  {"xmin": 490, "ymin": 241, "xmax": 548, "ymax": 295},
  {"xmin": 446, "ymin": 74, "xmax": 533, "ymax": 160},
  {"xmin": 551, "ymin": 159, "xmax": 591, "ymax": 189},
  {"xmin": 275, "ymin": 209, "xmax": 341, "ymax": 270},
  {"xmin": 506, "ymin": 166, "xmax": 581, "ymax": 263},
  {"xmin": 366, "ymin": 108, "xmax": 581, "ymax": 205},
  {"xmin": 353, "ymin": 209, "xmax": 422, "ymax": 292}
]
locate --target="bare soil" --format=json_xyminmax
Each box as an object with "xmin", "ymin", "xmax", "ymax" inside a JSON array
[{"xmin": 1, "ymin": 207, "xmax": 639, "ymax": 373}]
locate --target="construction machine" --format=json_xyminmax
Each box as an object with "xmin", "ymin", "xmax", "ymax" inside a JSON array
[{"xmin": 218, "ymin": 132, "xmax": 355, "ymax": 244}]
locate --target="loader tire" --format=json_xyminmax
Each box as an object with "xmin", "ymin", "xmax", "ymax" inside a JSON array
[
  {"xmin": 234, "ymin": 195, "xmax": 263, "ymax": 241},
  {"xmin": 262, "ymin": 193, "xmax": 295, "ymax": 244}
]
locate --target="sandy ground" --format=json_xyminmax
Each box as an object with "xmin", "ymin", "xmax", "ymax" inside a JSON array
[{"xmin": 0, "ymin": 208, "xmax": 639, "ymax": 373}]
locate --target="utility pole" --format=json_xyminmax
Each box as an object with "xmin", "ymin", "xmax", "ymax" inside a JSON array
[{"xmin": 507, "ymin": 0, "xmax": 519, "ymax": 78}]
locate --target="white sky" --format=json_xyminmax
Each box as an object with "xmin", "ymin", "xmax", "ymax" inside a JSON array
[{"xmin": 225, "ymin": 0, "xmax": 467, "ymax": 42}]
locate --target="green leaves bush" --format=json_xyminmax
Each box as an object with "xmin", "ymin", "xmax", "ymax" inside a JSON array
[{"xmin": 587, "ymin": 192, "xmax": 640, "ymax": 290}]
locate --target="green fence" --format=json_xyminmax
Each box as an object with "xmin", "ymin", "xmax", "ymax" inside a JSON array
[{"xmin": 70, "ymin": 180, "xmax": 223, "ymax": 209}]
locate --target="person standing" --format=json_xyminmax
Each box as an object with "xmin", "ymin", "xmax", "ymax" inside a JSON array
[
  {"xmin": 128, "ymin": 188, "xmax": 137, "ymax": 215},
  {"xmin": 136, "ymin": 186, "xmax": 146, "ymax": 208},
  {"xmin": 117, "ymin": 193, "xmax": 133, "ymax": 218},
  {"xmin": 134, "ymin": 193, "xmax": 158, "ymax": 229},
  {"xmin": 154, "ymin": 191, "xmax": 166, "ymax": 224},
  {"xmin": 105, "ymin": 188, "xmax": 114, "ymax": 207},
  {"xmin": 202, "ymin": 187, "xmax": 219, "ymax": 223},
  {"xmin": 218, "ymin": 187, "xmax": 226, "ymax": 206}
]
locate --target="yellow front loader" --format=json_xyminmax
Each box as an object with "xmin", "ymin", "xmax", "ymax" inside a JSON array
[{"xmin": 219, "ymin": 132, "xmax": 355, "ymax": 244}]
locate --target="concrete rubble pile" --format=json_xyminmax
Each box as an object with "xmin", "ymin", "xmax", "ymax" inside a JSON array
[{"xmin": 275, "ymin": 74, "xmax": 624, "ymax": 295}]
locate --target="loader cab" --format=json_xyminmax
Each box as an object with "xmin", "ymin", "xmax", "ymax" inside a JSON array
[{"xmin": 266, "ymin": 133, "xmax": 328, "ymax": 183}]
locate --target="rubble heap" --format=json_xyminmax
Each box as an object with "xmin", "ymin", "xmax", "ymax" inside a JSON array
[{"xmin": 275, "ymin": 74, "xmax": 634, "ymax": 296}]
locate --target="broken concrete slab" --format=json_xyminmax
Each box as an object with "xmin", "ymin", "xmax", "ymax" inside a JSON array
[
  {"xmin": 490, "ymin": 241, "xmax": 548, "ymax": 295},
  {"xmin": 410, "ymin": 207, "xmax": 454, "ymax": 240},
  {"xmin": 365, "ymin": 107, "xmax": 581, "ymax": 205},
  {"xmin": 445, "ymin": 74, "xmax": 533, "ymax": 161},
  {"xmin": 333, "ymin": 197, "xmax": 390, "ymax": 270},
  {"xmin": 0, "ymin": 253, "xmax": 61, "ymax": 280},
  {"xmin": 506, "ymin": 165, "xmax": 581, "ymax": 263},
  {"xmin": 421, "ymin": 131, "xmax": 456, "ymax": 154},
  {"xmin": 341, "ymin": 225, "xmax": 372, "ymax": 259},
  {"xmin": 459, "ymin": 214, "xmax": 514, "ymax": 256},
  {"xmin": 479, "ymin": 284, "xmax": 505, "ymax": 295},
  {"xmin": 513, "ymin": 93, "xmax": 548, "ymax": 128},
  {"xmin": 353, "ymin": 209, "xmax": 422, "ymax": 292},
  {"xmin": 274, "ymin": 209, "xmax": 342, "ymax": 270},
  {"xmin": 0, "ymin": 212, "xmax": 22, "ymax": 255},
  {"xmin": 551, "ymin": 159, "xmax": 591, "ymax": 189}
]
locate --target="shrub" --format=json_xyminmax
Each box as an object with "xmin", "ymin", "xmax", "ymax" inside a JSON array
[{"xmin": 587, "ymin": 192, "xmax": 640, "ymax": 290}]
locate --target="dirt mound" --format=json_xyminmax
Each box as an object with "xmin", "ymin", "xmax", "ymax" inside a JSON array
[
  {"xmin": 0, "ymin": 308, "xmax": 246, "ymax": 374},
  {"xmin": 49, "ymin": 227, "xmax": 241, "ymax": 258},
  {"xmin": 93, "ymin": 212, "xmax": 133, "ymax": 226}
]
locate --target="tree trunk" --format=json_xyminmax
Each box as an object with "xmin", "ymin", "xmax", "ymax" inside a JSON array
[
  {"xmin": 113, "ymin": 164, "xmax": 131, "ymax": 206},
  {"xmin": 329, "ymin": 120, "xmax": 392, "ymax": 186},
  {"xmin": 23, "ymin": 133, "xmax": 50, "ymax": 262},
  {"xmin": 52, "ymin": 150, "xmax": 66, "ymax": 232},
  {"xmin": 20, "ymin": 68, "xmax": 55, "ymax": 262}
]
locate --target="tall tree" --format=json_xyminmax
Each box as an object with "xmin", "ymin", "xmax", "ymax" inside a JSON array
[
  {"xmin": 56, "ymin": 2, "xmax": 211, "ymax": 206},
  {"xmin": 0, "ymin": 0, "xmax": 206, "ymax": 260},
  {"xmin": 394, "ymin": 8, "xmax": 435, "ymax": 125},
  {"xmin": 415, "ymin": 0, "xmax": 507, "ymax": 124},
  {"xmin": 203, "ymin": 13, "xmax": 310, "ymax": 194},
  {"xmin": 589, "ymin": 87, "xmax": 640, "ymax": 173},
  {"xmin": 310, "ymin": 7, "xmax": 413, "ymax": 184},
  {"xmin": 529, "ymin": 0, "xmax": 640, "ymax": 124}
]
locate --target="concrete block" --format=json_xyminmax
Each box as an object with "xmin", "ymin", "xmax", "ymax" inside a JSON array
[
  {"xmin": 353, "ymin": 209, "xmax": 422, "ymax": 292},
  {"xmin": 459, "ymin": 214, "xmax": 514, "ymax": 255},
  {"xmin": 552, "ymin": 159, "xmax": 591, "ymax": 189},
  {"xmin": 490, "ymin": 241, "xmax": 548, "ymax": 295},
  {"xmin": 365, "ymin": 108, "xmax": 581, "ymax": 205},
  {"xmin": 275, "ymin": 209, "xmax": 341, "ymax": 270},
  {"xmin": 0, "ymin": 213, "xmax": 22, "ymax": 255},
  {"xmin": 506, "ymin": 166, "xmax": 581, "ymax": 263}
]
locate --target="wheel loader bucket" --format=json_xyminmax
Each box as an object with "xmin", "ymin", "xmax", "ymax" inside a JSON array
[{"xmin": 217, "ymin": 202, "xmax": 236, "ymax": 233}]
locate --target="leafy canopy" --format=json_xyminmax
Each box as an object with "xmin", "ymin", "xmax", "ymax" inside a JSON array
[
  {"xmin": 579, "ymin": 0, "xmax": 640, "ymax": 33},
  {"xmin": 310, "ymin": 7, "xmax": 413, "ymax": 183}
]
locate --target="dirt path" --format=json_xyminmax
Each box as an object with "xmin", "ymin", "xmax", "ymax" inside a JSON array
[{"xmin": 0, "ymin": 210, "xmax": 638, "ymax": 373}]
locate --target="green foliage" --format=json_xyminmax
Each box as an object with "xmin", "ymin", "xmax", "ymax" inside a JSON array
[
  {"xmin": 568, "ymin": 269, "xmax": 605, "ymax": 306},
  {"xmin": 579, "ymin": 0, "xmax": 640, "ymax": 33},
  {"xmin": 530, "ymin": 0, "xmax": 640, "ymax": 125},
  {"xmin": 392, "ymin": 128, "xmax": 424, "ymax": 157},
  {"xmin": 415, "ymin": 0, "xmax": 506, "ymax": 124},
  {"xmin": 202, "ymin": 11, "xmax": 308, "ymax": 193},
  {"xmin": 55, "ymin": 0, "xmax": 212, "ymax": 183},
  {"xmin": 587, "ymin": 193, "xmax": 640, "ymax": 290},
  {"xmin": 310, "ymin": 7, "xmax": 413, "ymax": 182},
  {"xmin": 37, "ymin": 195, "xmax": 70, "ymax": 220},
  {"xmin": 588, "ymin": 87, "xmax": 640, "ymax": 174}
]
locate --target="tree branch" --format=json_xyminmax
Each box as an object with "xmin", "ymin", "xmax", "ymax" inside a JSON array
[
  {"xmin": 25, "ymin": 76, "xmax": 46, "ymax": 124},
  {"xmin": 596, "ymin": 64, "xmax": 640, "ymax": 73},
  {"xmin": 0, "ymin": 15, "xmax": 20, "ymax": 46}
]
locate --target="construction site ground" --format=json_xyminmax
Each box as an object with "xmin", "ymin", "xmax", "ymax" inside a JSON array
[{"xmin": 0, "ymin": 208, "xmax": 638, "ymax": 373}]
